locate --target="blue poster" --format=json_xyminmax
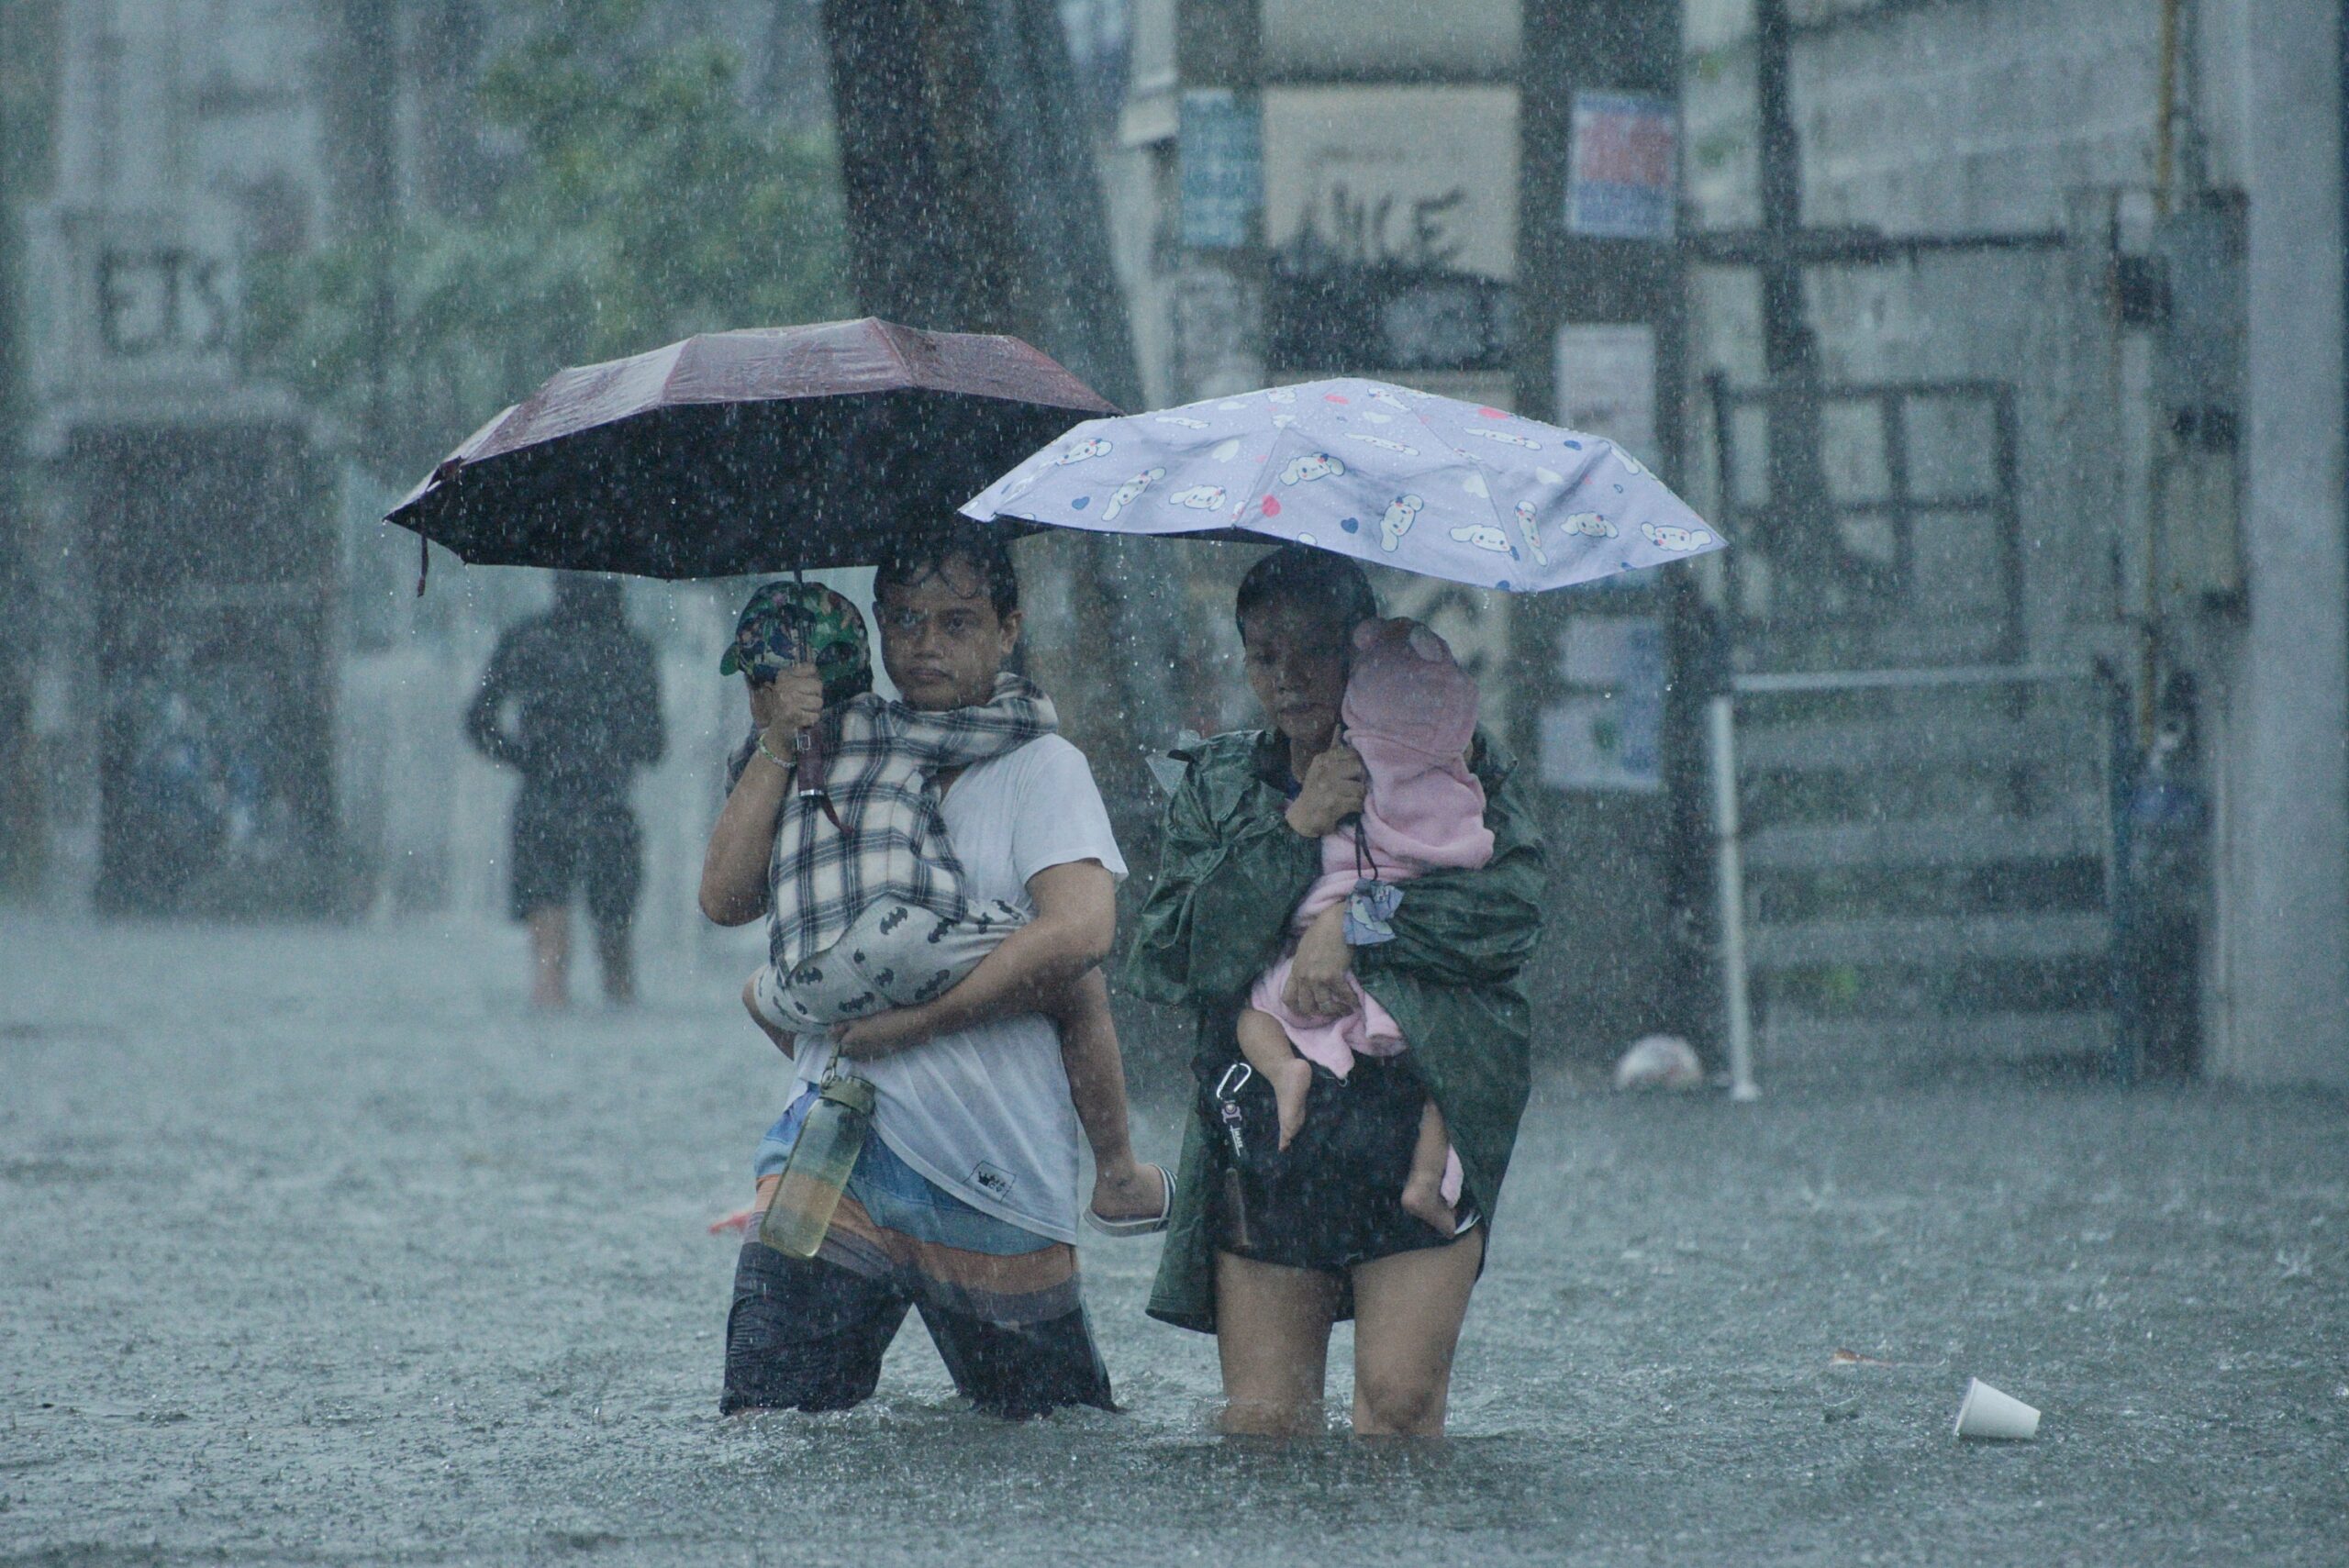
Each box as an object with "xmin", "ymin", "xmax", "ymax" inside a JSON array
[{"xmin": 1181, "ymin": 88, "xmax": 1263, "ymax": 250}]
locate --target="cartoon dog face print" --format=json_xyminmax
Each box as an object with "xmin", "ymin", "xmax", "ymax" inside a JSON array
[
  {"xmin": 1564, "ymin": 511, "xmax": 1618, "ymax": 539},
  {"xmin": 1467, "ymin": 428, "xmax": 1542, "ymax": 450},
  {"xmin": 1344, "ymin": 432, "xmax": 1419, "ymax": 455},
  {"xmin": 1640, "ymin": 521, "xmax": 1715, "ymax": 551},
  {"xmin": 1053, "ymin": 436, "xmax": 1114, "ymax": 466},
  {"xmin": 1155, "ymin": 416, "xmax": 1209, "ymax": 429},
  {"xmin": 1166, "ymin": 484, "xmax": 1228, "ymax": 510},
  {"xmin": 1101, "ymin": 466, "xmax": 1166, "ymax": 521},
  {"xmin": 1279, "ymin": 452, "xmax": 1346, "ymax": 485},
  {"xmin": 1378, "ymin": 494, "xmax": 1424, "ymax": 552},
  {"xmin": 1451, "ymin": 522, "xmax": 1514, "ymax": 555},
  {"xmin": 1511, "ymin": 500, "xmax": 1548, "ymax": 566}
]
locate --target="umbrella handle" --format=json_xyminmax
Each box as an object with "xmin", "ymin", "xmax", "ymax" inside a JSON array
[{"xmin": 795, "ymin": 725, "xmax": 827, "ymax": 798}]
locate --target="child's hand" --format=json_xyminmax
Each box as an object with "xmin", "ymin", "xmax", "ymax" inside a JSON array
[
  {"xmin": 1283, "ymin": 904, "xmax": 1356, "ymax": 1018},
  {"xmin": 832, "ymin": 1004, "xmax": 937, "ymax": 1061},
  {"xmin": 749, "ymin": 663, "xmax": 825, "ymax": 752}
]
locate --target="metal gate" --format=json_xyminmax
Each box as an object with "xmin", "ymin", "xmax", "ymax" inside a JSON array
[
  {"xmin": 1707, "ymin": 375, "xmax": 2025, "ymax": 671},
  {"xmin": 1702, "ymin": 375, "xmax": 2116, "ymax": 1087}
]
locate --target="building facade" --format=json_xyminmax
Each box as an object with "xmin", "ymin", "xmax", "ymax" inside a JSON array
[
  {"xmin": 1094, "ymin": 0, "xmax": 2348, "ymax": 1085},
  {"xmin": 7, "ymin": 1, "xmax": 2342, "ymax": 1081},
  {"xmin": 1679, "ymin": 0, "xmax": 2346, "ymax": 1087},
  {"xmin": 3, "ymin": 1, "xmax": 818, "ymax": 987}
]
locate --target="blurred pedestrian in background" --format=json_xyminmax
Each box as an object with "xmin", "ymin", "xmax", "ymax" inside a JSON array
[{"xmin": 465, "ymin": 575, "xmax": 665, "ymax": 1008}]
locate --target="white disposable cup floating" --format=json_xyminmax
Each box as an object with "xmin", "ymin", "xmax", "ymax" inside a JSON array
[{"xmin": 1953, "ymin": 1378, "xmax": 2041, "ymax": 1441}]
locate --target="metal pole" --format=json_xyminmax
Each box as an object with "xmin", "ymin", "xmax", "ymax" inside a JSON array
[{"xmin": 1708, "ymin": 694, "xmax": 1761, "ymax": 1100}]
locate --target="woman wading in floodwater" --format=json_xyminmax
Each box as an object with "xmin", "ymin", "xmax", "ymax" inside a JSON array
[{"xmin": 1126, "ymin": 546, "xmax": 1546, "ymax": 1436}]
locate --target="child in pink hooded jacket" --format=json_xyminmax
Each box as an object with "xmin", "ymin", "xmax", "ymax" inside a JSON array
[{"xmin": 1237, "ymin": 617, "xmax": 1494, "ymax": 1236}]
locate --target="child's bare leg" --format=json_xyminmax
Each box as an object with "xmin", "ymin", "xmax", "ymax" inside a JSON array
[
  {"xmin": 1046, "ymin": 968, "xmax": 1166, "ymax": 1224},
  {"xmin": 1236, "ymin": 1007, "xmax": 1314, "ymax": 1151},
  {"xmin": 1398, "ymin": 1098, "xmax": 1455, "ymax": 1236}
]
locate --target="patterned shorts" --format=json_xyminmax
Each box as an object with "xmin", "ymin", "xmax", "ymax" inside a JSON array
[{"xmin": 723, "ymin": 1089, "xmax": 1111, "ymax": 1418}]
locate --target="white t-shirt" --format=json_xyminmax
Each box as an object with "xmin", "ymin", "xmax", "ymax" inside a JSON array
[{"xmin": 788, "ymin": 734, "xmax": 1126, "ymax": 1243}]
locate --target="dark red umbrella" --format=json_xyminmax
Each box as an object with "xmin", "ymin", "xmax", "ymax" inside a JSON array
[{"xmin": 386, "ymin": 317, "xmax": 1119, "ymax": 579}]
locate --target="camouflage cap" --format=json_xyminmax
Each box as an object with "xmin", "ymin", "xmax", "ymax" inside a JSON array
[{"xmin": 719, "ymin": 580, "xmax": 874, "ymax": 707}]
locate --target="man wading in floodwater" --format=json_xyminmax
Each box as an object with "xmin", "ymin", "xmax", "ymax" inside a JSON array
[
  {"xmin": 699, "ymin": 525, "xmax": 1140, "ymax": 1417},
  {"xmin": 465, "ymin": 574, "xmax": 666, "ymax": 1008}
]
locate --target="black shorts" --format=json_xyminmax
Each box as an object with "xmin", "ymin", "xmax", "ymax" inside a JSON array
[
  {"xmin": 722, "ymin": 1240, "xmax": 1115, "ymax": 1418},
  {"xmin": 508, "ymin": 791, "xmax": 641, "ymax": 925},
  {"xmin": 1209, "ymin": 1053, "xmax": 1482, "ymax": 1275}
]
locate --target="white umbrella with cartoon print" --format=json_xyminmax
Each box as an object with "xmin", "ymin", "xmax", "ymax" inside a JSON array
[{"xmin": 959, "ymin": 375, "xmax": 1723, "ymax": 593}]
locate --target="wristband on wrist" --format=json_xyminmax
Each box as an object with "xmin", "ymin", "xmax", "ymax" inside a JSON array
[{"xmin": 755, "ymin": 733, "xmax": 795, "ymax": 773}]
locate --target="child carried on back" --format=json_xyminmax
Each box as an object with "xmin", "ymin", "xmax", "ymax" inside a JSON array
[{"xmin": 1235, "ymin": 617, "xmax": 1494, "ymax": 1237}]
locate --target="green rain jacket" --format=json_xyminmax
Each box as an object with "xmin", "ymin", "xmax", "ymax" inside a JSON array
[{"xmin": 1124, "ymin": 727, "xmax": 1548, "ymax": 1333}]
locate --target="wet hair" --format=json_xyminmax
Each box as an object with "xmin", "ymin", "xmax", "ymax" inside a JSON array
[
  {"xmin": 1233, "ymin": 545, "xmax": 1378, "ymax": 640},
  {"xmin": 874, "ymin": 521, "xmax": 1019, "ymax": 621},
  {"xmin": 551, "ymin": 573, "xmax": 624, "ymax": 620}
]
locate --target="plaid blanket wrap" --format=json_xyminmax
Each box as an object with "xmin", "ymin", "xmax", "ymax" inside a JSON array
[{"xmin": 764, "ymin": 673, "xmax": 1057, "ymax": 972}]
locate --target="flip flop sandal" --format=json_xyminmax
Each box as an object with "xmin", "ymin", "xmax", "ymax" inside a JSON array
[{"xmin": 1084, "ymin": 1163, "xmax": 1174, "ymax": 1238}]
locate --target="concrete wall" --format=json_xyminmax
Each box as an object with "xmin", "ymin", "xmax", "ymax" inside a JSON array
[
  {"xmin": 2210, "ymin": 0, "xmax": 2348, "ymax": 1085},
  {"xmin": 1681, "ymin": 0, "xmax": 2349, "ymax": 1085},
  {"xmin": 1684, "ymin": 0, "xmax": 2164, "ymax": 663}
]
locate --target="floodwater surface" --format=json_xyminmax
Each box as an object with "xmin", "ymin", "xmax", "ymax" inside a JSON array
[{"xmin": 2, "ymin": 914, "xmax": 2343, "ymax": 1564}]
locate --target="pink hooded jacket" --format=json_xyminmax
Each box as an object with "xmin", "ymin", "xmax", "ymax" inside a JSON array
[{"xmin": 1248, "ymin": 618, "xmax": 1495, "ymax": 1072}]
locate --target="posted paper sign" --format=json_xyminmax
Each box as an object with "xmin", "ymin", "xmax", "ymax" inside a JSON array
[
  {"xmin": 1540, "ymin": 695, "xmax": 1663, "ymax": 793},
  {"xmin": 1565, "ymin": 92, "xmax": 1677, "ymax": 240},
  {"xmin": 1542, "ymin": 614, "xmax": 1665, "ymax": 792},
  {"xmin": 1559, "ymin": 615, "xmax": 1664, "ymax": 689},
  {"xmin": 1182, "ymin": 89, "xmax": 1264, "ymax": 250},
  {"xmin": 1553, "ymin": 323, "xmax": 1659, "ymax": 468}
]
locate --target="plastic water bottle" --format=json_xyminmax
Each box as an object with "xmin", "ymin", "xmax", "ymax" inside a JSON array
[{"xmin": 758, "ymin": 1073, "xmax": 877, "ymax": 1258}]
